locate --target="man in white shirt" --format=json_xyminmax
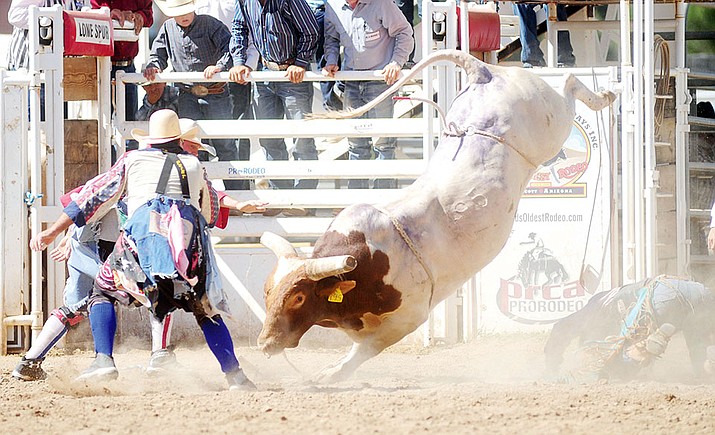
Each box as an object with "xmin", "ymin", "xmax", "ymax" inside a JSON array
[{"xmin": 323, "ymin": 0, "xmax": 414, "ymax": 189}]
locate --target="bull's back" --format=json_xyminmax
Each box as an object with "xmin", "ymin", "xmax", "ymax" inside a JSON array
[{"xmin": 451, "ymin": 65, "xmax": 574, "ymax": 165}]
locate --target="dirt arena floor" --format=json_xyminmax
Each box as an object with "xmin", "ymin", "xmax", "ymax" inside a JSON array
[{"xmin": 2, "ymin": 332, "xmax": 715, "ymax": 434}]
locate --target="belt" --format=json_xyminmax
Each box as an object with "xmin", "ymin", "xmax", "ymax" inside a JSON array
[
  {"xmin": 262, "ymin": 58, "xmax": 295, "ymax": 71},
  {"xmin": 112, "ymin": 59, "xmax": 133, "ymax": 67},
  {"xmin": 179, "ymin": 83, "xmax": 226, "ymax": 97}
]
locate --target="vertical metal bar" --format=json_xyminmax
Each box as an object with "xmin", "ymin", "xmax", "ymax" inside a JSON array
[
  {"xmin": 643, "ymin": 0, "xmax": 656, "ymax": 276},
  {"xmin": 620, "ymin": 0, "xmax": 631, "ymax": 66},
  {"xmin": 546, "ymin": 2, "xmax": 557, "ymax": 67},
  {"xmin": 115, "ymin": 69, "xmax": 127, "ymax": 157},
  {"xmin": 675, "ymin": 69, "xmax": 690, "ymax": 276},
  {"xmin": 0, "ymin": 71, "xmax": 6, "ymax": 355},
  {"xmin": 421, "ymin": 1, "xmax": 435, "ymax": 162},
  {"xmin": 421, "ymin": 0, "xmax": 436, "ymax": 344},
  {"xmin": 633, "ymin": 0, "xmax": 645, "ymax": 281},
  {"xmin": 675, "ymin": 1, "xmax": 687, "ymax": 69},
  {"xmin": 46, "ymin": 5, "xmax": 65, "ymax": 325},
  {"xmin": 98, "ymin": 56, "xmax": 113, "ymax": 171}
]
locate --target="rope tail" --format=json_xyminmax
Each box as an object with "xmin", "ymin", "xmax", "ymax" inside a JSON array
[{"xmin": 308, "ymin": 49, "xmax": 481, "ymax": 120}]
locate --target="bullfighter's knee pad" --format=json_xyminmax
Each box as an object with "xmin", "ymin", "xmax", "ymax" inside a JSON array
[{"xmin": 51, "ymin": 306, "xmax": 85, "ymax": 327}]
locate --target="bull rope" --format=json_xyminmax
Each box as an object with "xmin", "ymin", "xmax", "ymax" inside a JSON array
[
  {"xmin": 398, "ymin": 94, "xmax": 539, "ymax": 169},
  {"xmin": 370, "ymin": 205, "xmax": 437, "ymax": 308},
  {"xmin": 444, "ymin": 124, "xmax": 539, "ymax": 169}
]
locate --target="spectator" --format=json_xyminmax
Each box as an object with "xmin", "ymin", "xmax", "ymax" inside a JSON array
[
  {"xmin": 135, "ymin": 82, "xmax": 179, "ymax": 122},
  {"xmin": 513, "ymin": 3, "xmax": 575, "ymax": 68},
  {"xmin": 126, "ymin": 81, "xmax": 180, "ymax": 151},
  {"xmin": 195, "ymin": 0, "xmax": 260, "ymax": 190},
  {"xmin": 144, "ymin": 0, "xmax": 241, "ymax": 190},
  {"xmin": 306, "ymin": 0, "xmax": 342, "ymax": 111},
  {"xmin": 90, "ymin": 0, "xmax": 153, "ymax": 120},
  {"xmin": 396, "ymin": 0, "xmax": 415, "ymax": 66},
  {"xmin": 7, "ymin": 0, "xmax": 82, "ymax": 70},
  {"xmin": 323, "ymin": 0, "xmax": 414, "ymax": 189},
  {"xmin": 229, "ymin": 0, "xmax": 321, "ymax": 190}
]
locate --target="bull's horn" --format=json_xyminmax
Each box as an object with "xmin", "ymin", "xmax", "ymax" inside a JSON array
[
  {"xmin": 305, "ymin": 255, "xmax": 357, "ymax": 281},
  {"xmin": 260, "ymin": 231, "xmax": 298, "ymax": 258}
]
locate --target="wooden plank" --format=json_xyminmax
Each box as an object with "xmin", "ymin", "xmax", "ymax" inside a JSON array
[
  {"xmin": 63, "ymin": 57, "xmax": 97, "ymax": 101},
  {"xmin": 64, "ymin": 119, "xmax": 98, "ymax": 190}
]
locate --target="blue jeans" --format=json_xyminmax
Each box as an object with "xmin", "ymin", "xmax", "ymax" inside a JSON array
[
  {"xmin": 512, "ymin": 4, "xmax": 575, "ymax": 66},
  {"xmin": 254, "ymin": 80, "xmax": 318, "ymax": 189},
  {"xmin": 344, "ymin": 81, "xmax": 397, "ymax": 189},
  {"xmin": 64, "ymin": 226, "xmax": 101, "ymax": 312},
  {"xmin": 111, "ymin": 64, "xmax": 138, "ymax": 121},
  {"xmin": 178, "ymin": 89, "xmax": 241, "ymax": 190}
]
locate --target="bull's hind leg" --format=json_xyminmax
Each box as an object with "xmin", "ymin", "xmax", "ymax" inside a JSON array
[{"xmin": 563, "ymin": 74, "xmax": 616, "ymax": 111}]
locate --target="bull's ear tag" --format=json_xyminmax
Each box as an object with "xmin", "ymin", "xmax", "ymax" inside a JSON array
[{"xmin": 328, "ymin": 288, "xmax": 343, "ymax": 303}]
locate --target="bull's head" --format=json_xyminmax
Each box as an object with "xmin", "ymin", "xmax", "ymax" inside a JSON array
[{"xmin": 258, "ymin": 232, "xmax": 357, "ymax": 355}]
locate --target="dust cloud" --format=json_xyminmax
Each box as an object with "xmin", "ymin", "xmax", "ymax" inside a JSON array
[{"xmin": 2, "ymin": 332, "xmax": 714, "ymax": 434}]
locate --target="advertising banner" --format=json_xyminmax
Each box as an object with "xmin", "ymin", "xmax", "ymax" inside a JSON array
[{"xmin": 477, "ymin": 70, "xmax": 615, "ymax": 333}]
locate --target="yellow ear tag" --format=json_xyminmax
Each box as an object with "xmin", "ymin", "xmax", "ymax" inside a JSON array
[{"xmin": 327, "ymin": 288, "xmax": 343, "ymax": 303}]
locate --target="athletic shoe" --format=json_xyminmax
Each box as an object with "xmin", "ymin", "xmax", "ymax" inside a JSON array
[
  {"xmin": 75, "ymin": 353, "xmax": 119, "ymax": 382},
  {"xmin": 12, "ymin": 357, "xmax": 47, "ymax": 381},
  {"xmin": 226, "ymin": 367, "xmax": 257, "ymax": 391},
  {"xmin": 146, "ymin": 348, "xmax": 178, "ymax": 374}
]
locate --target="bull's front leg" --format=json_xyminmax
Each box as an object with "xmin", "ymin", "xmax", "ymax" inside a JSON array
[
  {"xmin": 313, "ymin": 342, "xmax": 381, "ymax": 383},
  {"xmin": 312, "ymin": 313, "xmax": 428, "ymax": 383}
]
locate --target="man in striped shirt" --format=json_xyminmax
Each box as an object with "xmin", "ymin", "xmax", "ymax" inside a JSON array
[
  {"xmin": 229, "ymin": 0, "xmax": 321, "ymax": 190},
  {"xmin": 7, "ymin": 0, "xmax": 84, "ymax": 71}
]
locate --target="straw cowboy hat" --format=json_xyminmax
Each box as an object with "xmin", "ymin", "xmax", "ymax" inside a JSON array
[
  {"xmin": 155, "ymin": 0, "xmax": 197, "ymax": 17},
  {"xmin": 179, "ymin": 118, "xmax": 217, "ymax": 157},
  {"xmin": 131, "ymin": 109, "xmax": 198, "ymax": 144}
]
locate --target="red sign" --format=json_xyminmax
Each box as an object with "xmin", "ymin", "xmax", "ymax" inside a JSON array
[{"xmin": 63, "ymin": 10, "xmax": 113, "ymax": 57}]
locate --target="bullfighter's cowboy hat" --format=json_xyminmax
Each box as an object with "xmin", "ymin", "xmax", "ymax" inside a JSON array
[
  {"xmin": 131, "ymin": 109, "xmax": 198, "ymax": 145},
  {"xmin": 155, "ymin": 0, "xmax": 197, "ymax": 18},
  {"xmin": 179, "ymin": 118, "xmax": 217, "ymax": 157}
]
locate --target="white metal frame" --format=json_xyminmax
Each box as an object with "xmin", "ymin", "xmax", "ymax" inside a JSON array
[
  {"xmin": 0, "ymin": 5, "xmax": 131, "ymax": 354},
  {"xmin": 2, "ymin": 0, "xmax": 697, "ymax": 352}
]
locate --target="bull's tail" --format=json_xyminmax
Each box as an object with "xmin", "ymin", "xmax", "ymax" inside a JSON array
[
  {"xmin": 309, "ymin": 49, "xmax": 484, "ymax": 120},
  {"xmin": 563, "ymin": 74, "xmax": 617, "ymax": 111}
]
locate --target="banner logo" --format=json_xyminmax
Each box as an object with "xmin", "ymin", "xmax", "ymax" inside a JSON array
[
  {"xmin": 523, "ymin": 117, "xmax": 599, "ymax": 198},
  {"xmin": 74, "ymin": 18, "xmax": 112, "ymax": 45}
]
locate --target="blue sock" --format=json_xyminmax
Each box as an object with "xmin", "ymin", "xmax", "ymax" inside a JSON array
[
  {"xmin": 200, "ymin": 316, "xmax": 239, "ymax": 373},
  {"xmin": 89, "ymin": 302, "xmax": 116, "ymax": 356}
]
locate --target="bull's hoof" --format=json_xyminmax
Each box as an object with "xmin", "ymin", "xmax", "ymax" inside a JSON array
[
  {"xmin": 602, "ymin": 90, "xmax": 617, "ymax": 104},
  {"xmin": 310, "ymin": 364, "xmax": 353, "ymax": 384}
]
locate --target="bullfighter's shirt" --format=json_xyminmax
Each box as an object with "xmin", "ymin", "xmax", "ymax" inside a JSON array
[{"xmin": 64, "ymin": 149, "xmax": 219, "ymax": 228}]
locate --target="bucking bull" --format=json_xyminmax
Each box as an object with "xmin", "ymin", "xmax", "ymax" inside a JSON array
[
  {"xmin": 544, "ymin": 276, "xmax": 715, "ymax": 381},
  {"xmin": 258, "ymin": 49, "xmax": 616, "ymax": 382}
]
